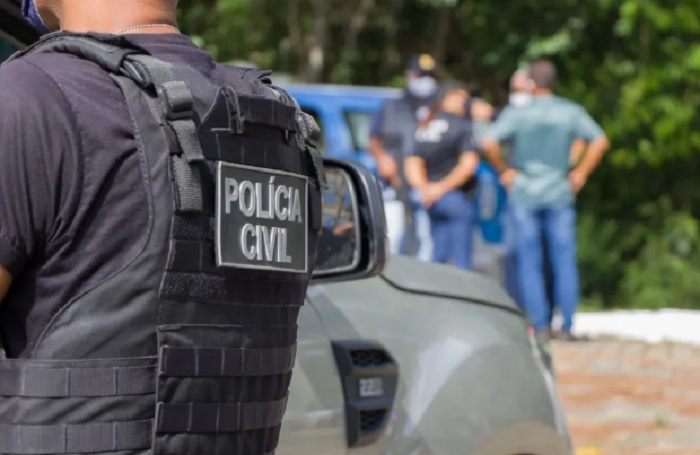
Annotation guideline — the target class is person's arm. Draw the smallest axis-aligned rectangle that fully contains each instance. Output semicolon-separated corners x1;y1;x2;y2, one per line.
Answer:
481;140;507;173
435;121;480;192
569;138;586;166
368;136;385;159
481;106;516;175
404;156;429;190
569;107;610;192
368;104;401;186
435;151;480;193
0;60;76;304
368;105;387;160
576;135;610;177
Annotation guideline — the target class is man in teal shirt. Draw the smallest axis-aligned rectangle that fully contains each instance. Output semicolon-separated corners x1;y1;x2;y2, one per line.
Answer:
482;59;609;340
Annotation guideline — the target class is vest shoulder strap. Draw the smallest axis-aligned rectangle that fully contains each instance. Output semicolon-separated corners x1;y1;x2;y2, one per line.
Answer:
5;32;326;195
8;32;207;212
3;32;146;75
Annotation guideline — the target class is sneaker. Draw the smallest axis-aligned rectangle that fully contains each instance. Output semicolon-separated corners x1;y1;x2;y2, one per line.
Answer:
533;327;552;344
554;330;580;342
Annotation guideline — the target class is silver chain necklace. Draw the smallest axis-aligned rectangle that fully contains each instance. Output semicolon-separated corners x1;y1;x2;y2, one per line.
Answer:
114;23;180;34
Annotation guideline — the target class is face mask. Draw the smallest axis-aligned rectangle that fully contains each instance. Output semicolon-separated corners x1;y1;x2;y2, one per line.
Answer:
407;76;437;99
509;92;532;107
21;0;53;35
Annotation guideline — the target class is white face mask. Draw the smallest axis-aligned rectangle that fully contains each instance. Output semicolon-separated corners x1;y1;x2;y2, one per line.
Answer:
407;76;437;99
509;92;532;106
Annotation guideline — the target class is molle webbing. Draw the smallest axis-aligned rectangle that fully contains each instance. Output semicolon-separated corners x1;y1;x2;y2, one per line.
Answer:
0;420;153;454
0;356;157;454
0;360;155;397
0;32;323;455
117;49;314;455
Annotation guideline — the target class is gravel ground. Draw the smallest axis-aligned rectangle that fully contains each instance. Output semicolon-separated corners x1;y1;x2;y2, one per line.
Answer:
552;339;700;455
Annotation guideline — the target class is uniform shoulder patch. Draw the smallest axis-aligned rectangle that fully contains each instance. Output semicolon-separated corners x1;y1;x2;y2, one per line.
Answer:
215;162;308;273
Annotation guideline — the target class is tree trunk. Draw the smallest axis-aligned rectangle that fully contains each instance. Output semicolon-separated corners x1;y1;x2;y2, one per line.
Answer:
433;6;453;67
308;0;328;82
381;0;403;84
333;0;375;83
286;0;304;75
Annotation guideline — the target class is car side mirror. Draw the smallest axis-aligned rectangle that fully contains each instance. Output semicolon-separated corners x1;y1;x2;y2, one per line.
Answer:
312;158;387;283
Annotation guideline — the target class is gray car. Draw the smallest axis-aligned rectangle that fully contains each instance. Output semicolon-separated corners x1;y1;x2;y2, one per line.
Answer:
0;9;571;455
283;160;571;455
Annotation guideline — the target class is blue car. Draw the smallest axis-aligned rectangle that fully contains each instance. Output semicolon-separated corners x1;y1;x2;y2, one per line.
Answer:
284;83;400;174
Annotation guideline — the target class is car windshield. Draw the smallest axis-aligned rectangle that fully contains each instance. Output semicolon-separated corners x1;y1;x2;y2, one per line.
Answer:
343;111;373;152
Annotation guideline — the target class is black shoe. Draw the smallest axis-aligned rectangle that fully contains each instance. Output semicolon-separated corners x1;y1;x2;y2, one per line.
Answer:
533;328;552;344
554;330;580;342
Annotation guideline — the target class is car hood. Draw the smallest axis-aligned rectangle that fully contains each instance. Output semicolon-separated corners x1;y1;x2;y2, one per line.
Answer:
380;255;522;315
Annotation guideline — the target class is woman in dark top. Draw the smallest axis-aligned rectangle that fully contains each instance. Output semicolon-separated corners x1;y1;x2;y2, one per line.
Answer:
404;85;480;270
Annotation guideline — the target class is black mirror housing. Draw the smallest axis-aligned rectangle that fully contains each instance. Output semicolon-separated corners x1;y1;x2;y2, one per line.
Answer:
312;158;387;283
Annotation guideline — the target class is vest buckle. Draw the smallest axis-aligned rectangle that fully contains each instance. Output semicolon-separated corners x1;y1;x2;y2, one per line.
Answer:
157;81;195;121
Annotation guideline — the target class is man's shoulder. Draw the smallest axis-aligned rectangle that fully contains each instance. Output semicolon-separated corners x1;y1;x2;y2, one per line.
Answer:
0;55;54;95
371;97;401;122
494;103;523;120
550;95;586;112
384;94;412;109
0;53;85;105
445;112;469;128
0;53;84;161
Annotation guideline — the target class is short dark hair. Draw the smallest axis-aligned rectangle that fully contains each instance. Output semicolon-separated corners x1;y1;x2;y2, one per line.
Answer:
528;59;557;89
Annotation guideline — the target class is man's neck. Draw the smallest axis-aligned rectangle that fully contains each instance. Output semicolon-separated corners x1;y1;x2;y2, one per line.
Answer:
60;0;178;34
533;88;553;97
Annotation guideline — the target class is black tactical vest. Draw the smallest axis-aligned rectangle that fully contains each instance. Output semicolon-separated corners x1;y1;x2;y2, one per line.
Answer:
0;32;325;455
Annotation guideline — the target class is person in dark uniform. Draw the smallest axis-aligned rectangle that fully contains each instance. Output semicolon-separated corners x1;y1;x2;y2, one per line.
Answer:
369;53;439;261
0;1;325;454
404;84;480;270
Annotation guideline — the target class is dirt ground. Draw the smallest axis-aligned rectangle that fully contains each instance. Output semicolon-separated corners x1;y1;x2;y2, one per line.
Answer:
552;339;700;455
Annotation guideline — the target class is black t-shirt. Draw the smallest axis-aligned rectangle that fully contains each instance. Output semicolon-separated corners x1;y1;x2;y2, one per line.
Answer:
412;112;477;183
0;33;249;355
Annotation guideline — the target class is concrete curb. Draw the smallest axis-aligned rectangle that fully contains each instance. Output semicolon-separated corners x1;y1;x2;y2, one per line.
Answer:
554;309;700;346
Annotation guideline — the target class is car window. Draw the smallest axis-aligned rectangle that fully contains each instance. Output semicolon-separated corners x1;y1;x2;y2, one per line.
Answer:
343;111;373;153
301;108;326;155
0;37;17;63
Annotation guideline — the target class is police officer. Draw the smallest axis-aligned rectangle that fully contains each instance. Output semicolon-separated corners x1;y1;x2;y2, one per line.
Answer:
369;53;439;261
404;84;480;270
0;1;325;454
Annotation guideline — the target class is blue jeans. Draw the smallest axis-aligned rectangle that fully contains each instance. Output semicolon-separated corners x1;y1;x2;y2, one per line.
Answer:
427;191;475;270
384;188;433;262
512;204;579;332
400;190;433;262
502;202;522;310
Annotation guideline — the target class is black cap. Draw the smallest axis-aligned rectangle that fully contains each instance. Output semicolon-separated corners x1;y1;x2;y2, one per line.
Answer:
438;81;480;98
406;54;437;77
440;81;467;93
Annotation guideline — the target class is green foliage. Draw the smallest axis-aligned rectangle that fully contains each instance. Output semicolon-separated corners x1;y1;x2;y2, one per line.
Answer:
178;0;700;309
620;201;700;309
